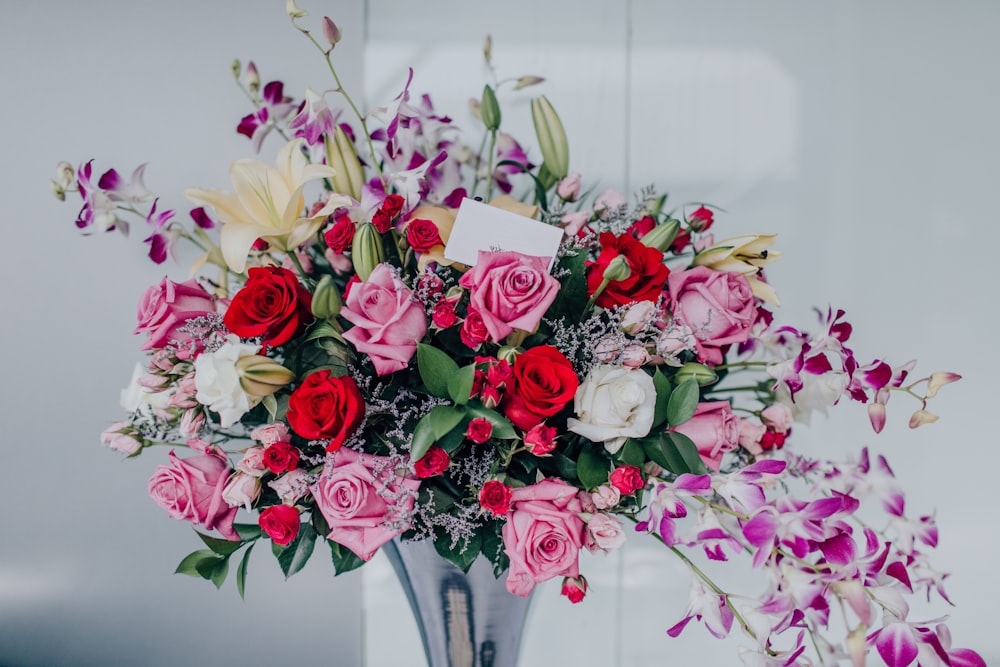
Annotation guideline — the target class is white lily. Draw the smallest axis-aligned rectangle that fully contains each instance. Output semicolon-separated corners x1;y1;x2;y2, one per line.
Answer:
693;233;782;305
185;139;350;273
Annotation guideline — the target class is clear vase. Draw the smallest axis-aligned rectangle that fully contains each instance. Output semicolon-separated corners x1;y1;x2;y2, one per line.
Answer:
382;538;533;667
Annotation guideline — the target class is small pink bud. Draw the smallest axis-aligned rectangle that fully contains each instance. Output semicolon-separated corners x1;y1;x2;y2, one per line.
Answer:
245;61;260;94
620;344;648;368
560;576;588;604
321;17;342;47
868;402;887;433
513;75;545;91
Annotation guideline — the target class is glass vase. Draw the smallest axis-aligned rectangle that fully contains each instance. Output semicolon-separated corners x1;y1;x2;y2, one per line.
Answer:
382;538;533;667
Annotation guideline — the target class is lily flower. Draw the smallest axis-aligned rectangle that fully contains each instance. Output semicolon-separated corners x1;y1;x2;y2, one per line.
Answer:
185;139;350;273
693;233;781;304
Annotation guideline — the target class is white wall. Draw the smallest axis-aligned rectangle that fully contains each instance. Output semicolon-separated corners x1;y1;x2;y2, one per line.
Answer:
3;1;997;666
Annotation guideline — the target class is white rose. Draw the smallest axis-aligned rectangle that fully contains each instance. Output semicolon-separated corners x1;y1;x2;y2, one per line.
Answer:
221;472;261;511
585;513;626;553
567;365;656;453
193;335;261;428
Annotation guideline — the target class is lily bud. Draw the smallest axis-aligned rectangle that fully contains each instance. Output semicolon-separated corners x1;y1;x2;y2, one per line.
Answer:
325;126;364;200
285;0;308;19
351;222;385;282
674;362;718;387
311;274;343;319
235;355;295;398
638;218;681;252
230;59;241;81
321;17;342;47
513;75;545;91
245;61;260;94
481;85;501;131
531;95;569;180
925;371;961;398
602;255;632;283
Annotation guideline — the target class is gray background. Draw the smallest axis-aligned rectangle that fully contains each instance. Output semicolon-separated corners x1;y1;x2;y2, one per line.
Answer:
2;1;997;665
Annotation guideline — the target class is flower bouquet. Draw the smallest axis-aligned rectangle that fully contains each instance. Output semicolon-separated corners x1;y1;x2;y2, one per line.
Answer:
54;5;984;666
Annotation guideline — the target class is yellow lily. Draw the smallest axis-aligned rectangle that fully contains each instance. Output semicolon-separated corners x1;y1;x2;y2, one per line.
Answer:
693;233;782;305
185;139;351;273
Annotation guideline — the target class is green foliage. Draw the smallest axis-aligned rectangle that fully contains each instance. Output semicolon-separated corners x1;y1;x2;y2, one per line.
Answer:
435;531;483;573
272;523;317;579
666;378;700;427
236;544;254;599
576;445;610;490
329;541;366;575
641;432;708;476
417;343;459;398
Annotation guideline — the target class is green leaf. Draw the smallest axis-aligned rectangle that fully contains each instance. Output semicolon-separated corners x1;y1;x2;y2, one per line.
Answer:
434;531;483;573
617;438;646;467
196;532;244;556
664;431;708;475
236;544;254;600
409;415;437;462
447;363;476;406
329;540;366;575
576;445;610;490
190;552;230;589
262;394;278;421
304;320;344;342
175;549;221;578
642;432;707;475
273;523;317;579
480;524;509;578
496;159;548;211
554;451;578;480
464;404;517;439
651;368;672;428
666;378;700;427
234;523;263;541
428;405;466;438
436;426;468;454
417;343;459;398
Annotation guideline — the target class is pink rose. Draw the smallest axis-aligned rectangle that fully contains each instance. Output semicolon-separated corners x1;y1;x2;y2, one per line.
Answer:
459;250;560;344
135;277;215;356
737;419;766;456
148;448;238;540
268;469;312;504
342;264;428;376
667;266;757;365
761;404;793;433
502;479;585;597
311;447;420;561
556;172;582;201
250;422;291;446
585;513;626;553
671;401;741;472
101;421;143;456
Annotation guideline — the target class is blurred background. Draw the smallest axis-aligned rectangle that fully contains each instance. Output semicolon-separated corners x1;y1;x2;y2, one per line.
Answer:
2;1;997;665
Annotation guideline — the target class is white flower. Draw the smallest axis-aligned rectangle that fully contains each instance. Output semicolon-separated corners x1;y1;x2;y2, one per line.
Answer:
585;513;626;553
120;363;174;417
221;472;261;511
567;365;657;454
193;336;261;428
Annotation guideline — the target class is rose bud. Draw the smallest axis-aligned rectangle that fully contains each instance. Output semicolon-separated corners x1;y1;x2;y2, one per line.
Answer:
560;576;588;604
466;417;493;444
259;504;301;546
478;480;512;516
236;355;296;398
414;446;450;478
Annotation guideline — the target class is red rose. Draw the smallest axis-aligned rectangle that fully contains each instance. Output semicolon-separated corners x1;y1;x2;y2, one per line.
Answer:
324;215;356;253
381;194;405;219
688;205;714;232
286;370;365;451
503;346;580;431
431;296;459;329
413;445;450;478
371;209;392;233
466;417;493;444
224;266;313;347
405;218;443;253
460;309;490;349
262;441;300;473
524;424;557;455
259;504;301;546
586;232;669;309
479;480;512;516
609;465;643;495
628;215;656;239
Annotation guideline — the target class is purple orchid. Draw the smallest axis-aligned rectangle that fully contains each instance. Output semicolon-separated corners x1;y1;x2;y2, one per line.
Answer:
237;79;297;152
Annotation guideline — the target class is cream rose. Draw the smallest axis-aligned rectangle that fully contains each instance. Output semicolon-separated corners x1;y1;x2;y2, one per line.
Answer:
567;365;656;453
